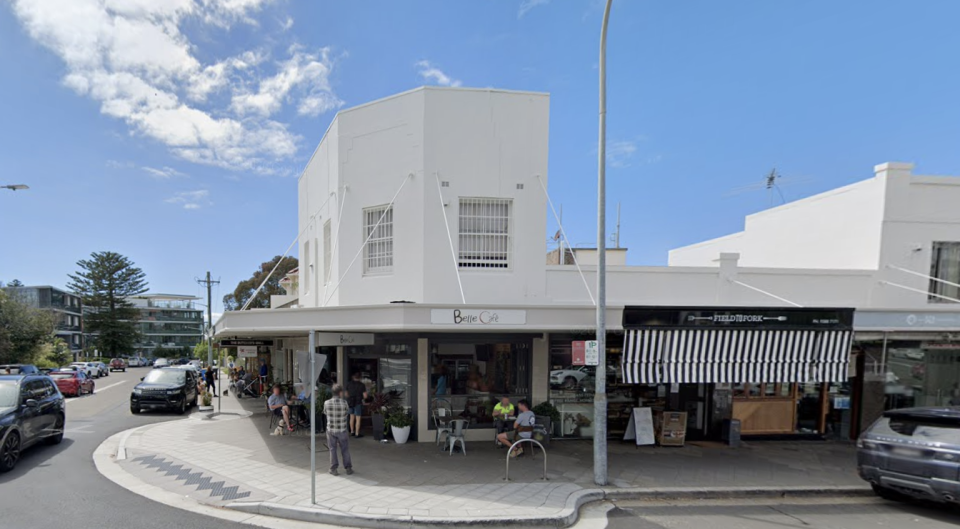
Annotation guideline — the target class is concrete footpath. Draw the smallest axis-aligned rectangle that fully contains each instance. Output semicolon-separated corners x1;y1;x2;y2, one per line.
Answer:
94;394;870;528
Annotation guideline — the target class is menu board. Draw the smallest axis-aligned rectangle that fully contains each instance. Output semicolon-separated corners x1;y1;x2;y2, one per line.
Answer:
623;407;655;446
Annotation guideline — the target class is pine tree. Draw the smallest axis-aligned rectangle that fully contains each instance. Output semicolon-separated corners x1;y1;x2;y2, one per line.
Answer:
68;251;148;357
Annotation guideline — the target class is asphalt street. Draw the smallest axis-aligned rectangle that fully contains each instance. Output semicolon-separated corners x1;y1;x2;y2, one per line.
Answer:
578;496;960;529
0;368;246;529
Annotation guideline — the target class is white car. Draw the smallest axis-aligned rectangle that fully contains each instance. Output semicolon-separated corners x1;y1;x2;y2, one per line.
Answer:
70;362;96;378
550;366;592;388
153;358;170;368
127;357;143;367
188;360;202;369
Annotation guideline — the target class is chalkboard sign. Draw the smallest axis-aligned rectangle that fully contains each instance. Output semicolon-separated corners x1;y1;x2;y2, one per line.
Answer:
623;407;655;446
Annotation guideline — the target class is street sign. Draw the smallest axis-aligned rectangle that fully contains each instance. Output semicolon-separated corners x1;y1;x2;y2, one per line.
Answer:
572;341;586;365
584;340;599;366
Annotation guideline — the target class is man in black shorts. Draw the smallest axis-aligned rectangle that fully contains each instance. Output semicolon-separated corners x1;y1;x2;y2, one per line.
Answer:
346;373;368;438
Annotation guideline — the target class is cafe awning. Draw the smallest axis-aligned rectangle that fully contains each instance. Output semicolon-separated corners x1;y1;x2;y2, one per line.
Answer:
621;307;855;384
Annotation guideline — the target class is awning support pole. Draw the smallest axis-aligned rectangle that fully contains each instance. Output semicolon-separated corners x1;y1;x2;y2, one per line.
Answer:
880;280;960;303
535;174;596;306
241;192;337;311
323;172;413;306
888;264;960;290
435;172;466;304
728;279;803;307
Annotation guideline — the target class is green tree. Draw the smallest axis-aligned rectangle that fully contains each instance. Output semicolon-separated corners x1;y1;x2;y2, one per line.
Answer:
36;337;71;368
0;290;55;364
223;255;298;310
68;251;148;357
7;279;24;287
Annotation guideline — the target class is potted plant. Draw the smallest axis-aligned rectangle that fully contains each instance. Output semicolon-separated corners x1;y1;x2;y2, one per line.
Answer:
575;413;594;438
386;407;414;444
532;401;560;437
367;390;402;441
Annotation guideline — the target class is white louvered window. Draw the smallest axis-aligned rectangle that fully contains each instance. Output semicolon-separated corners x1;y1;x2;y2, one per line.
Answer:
363;205;393;274
930;241;960;303
458;198;512;269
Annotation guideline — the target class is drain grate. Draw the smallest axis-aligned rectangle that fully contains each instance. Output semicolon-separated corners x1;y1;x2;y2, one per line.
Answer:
132;455;252;501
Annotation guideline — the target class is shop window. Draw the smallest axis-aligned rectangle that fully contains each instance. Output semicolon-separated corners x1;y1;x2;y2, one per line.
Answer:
548;337;631;438
458;198;511;269
929;241;960;302
363;205;393;274
429;341;531;429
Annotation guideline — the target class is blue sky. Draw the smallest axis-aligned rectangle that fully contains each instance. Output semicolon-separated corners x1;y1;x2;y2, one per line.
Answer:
2;1;960;316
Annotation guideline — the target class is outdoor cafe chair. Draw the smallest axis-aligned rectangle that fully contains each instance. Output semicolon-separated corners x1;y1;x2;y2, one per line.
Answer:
446;419;469;456
434;407;453;446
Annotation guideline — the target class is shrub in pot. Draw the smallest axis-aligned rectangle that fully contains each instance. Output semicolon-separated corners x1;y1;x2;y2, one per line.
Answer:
367;390;402;441
386;408;414;444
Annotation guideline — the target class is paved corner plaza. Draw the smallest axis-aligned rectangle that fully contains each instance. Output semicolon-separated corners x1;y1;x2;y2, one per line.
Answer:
96;393;868;527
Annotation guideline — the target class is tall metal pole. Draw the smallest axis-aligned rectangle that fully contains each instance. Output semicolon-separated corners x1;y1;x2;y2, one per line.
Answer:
594;0;613;487
309;330;317;504
205;272;213;371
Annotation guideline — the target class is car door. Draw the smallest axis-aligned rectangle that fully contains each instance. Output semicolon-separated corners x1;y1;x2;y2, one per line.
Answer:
36;379;58;435
18;380;44;447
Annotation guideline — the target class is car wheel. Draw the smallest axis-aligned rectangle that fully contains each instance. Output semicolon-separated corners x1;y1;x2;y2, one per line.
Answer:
90;382;95;395
0;432;21;473
872;484;904;502
47;414;65;445
193;394;198;408
131;404;141;414
563;376;578;388
178;399;187;415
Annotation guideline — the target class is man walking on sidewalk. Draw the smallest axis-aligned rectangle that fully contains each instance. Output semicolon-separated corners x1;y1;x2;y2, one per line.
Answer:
323;384;353;476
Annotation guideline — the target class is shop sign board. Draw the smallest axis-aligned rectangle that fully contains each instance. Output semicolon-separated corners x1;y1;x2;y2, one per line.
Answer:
624;306;854;330
430;309;526;326
623;407;656;446
238;346;258;358
220;339;274;347
315;332;375;347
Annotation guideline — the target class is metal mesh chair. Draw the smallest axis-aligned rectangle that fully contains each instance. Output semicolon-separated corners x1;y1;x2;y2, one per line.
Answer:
446;419;469;456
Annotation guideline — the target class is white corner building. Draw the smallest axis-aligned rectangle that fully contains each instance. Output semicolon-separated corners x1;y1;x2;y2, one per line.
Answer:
216;87;960;444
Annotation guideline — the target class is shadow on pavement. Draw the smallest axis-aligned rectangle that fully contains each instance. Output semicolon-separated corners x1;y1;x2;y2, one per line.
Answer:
0;438;76;484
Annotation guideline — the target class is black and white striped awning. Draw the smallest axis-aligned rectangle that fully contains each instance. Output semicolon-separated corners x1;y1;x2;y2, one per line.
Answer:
622;328;853;384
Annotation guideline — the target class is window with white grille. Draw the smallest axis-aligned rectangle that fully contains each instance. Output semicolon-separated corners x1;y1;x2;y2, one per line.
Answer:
458;198;512;269
930;241;960;302
363;205;394;274
323;220;332;284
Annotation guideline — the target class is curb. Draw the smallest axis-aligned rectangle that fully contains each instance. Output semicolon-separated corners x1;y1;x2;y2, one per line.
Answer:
223;485;872;529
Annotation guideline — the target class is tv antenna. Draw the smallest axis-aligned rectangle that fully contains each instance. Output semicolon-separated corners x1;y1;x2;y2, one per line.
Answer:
724;168;814;206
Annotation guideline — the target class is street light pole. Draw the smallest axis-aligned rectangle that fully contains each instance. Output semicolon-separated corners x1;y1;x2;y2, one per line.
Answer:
594;0;613;487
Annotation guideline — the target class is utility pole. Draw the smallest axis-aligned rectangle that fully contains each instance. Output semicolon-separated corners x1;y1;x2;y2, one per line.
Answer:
594;0;613;487
197;272;220;406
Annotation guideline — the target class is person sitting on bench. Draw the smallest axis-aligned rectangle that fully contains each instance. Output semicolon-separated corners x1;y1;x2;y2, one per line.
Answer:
496;399;535;457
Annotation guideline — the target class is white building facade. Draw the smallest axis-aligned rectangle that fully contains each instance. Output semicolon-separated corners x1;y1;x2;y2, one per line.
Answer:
215;87;960;444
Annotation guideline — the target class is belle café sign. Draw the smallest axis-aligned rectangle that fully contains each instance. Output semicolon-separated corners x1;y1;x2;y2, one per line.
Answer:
430;308;527;326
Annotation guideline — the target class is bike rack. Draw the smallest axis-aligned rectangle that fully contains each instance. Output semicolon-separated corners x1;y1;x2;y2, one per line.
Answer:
503;438;548;481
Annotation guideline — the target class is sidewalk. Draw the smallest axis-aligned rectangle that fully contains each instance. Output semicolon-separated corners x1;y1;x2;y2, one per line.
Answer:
95;394;869;528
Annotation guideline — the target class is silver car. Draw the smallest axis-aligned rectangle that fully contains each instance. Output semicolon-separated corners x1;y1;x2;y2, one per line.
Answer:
857;407;960;504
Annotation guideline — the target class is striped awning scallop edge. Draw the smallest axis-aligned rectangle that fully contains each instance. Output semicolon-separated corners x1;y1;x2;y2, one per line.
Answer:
621;328;853;384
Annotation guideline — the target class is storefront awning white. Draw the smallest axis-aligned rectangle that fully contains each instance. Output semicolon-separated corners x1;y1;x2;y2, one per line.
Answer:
621;307;855;384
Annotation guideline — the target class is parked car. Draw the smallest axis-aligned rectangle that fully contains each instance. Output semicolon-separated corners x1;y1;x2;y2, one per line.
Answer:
130;367;198;415
0;365;39;376
188;359;202;369
49;370;94;397
95;362;109;377
858;407;960;504
153;358;170;368
127;357;144;367
69;362;96;378
0;374;66;472
109;358;127;372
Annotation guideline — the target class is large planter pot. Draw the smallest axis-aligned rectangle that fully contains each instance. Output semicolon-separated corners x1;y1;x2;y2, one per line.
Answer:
391;425;412;444
372;413;385;441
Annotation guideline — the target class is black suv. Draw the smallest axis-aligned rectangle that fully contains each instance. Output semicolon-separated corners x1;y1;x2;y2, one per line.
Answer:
0;374;66;472
130;367;198;415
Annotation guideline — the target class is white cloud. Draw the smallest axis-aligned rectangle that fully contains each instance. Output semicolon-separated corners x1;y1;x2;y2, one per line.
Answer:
142;166;186;179
231;46;342;118
415;60;461;87
606;140;637;168
11;0;340;174
166;189;211;209
519;0;550;18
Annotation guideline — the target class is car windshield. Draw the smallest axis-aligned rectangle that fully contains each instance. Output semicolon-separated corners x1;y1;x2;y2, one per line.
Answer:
871;416;960;444
49;372;76;380
143;370;185;386
0;382;18;407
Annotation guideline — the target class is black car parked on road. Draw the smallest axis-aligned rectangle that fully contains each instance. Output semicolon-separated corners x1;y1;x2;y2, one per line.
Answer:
130;367;198;415
858;407;960;504
0;374;66;472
